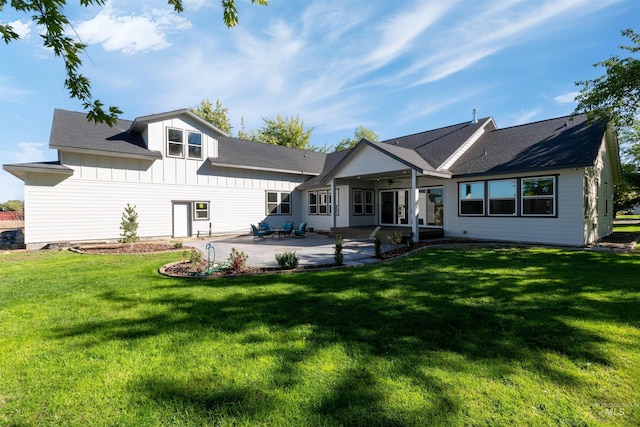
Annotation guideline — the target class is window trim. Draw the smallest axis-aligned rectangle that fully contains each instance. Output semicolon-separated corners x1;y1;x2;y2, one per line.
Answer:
193;201;210;221
187;131;203;160
308;189;338;216
521;176;556;217
353;189;374;216
166;127;184;158
265;191;292;216
459;181;485;216
488;179;517;216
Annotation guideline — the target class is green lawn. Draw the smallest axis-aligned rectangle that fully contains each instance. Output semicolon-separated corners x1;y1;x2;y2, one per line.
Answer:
1;247;639;426
614;215;640;233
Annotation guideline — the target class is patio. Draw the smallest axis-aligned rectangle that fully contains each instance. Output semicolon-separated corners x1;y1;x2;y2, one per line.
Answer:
188;233;397;268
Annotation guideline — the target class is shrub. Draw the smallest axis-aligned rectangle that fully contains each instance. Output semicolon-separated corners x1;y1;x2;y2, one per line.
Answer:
275;251;299;269
228;247;248;272
387;231;403;247
374;231;382;258
173;241;183;249
334;235;344;266
119;204;139;244
188;248;202;272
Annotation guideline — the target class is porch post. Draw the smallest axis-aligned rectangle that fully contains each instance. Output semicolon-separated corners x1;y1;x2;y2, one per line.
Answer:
411;169;419;242
331;179;337;229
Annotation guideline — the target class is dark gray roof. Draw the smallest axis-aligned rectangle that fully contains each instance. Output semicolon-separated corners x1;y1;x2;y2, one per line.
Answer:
296;150;350;189
378;117;493;168
211;137;327;176
450;114;605;177
50;109;162;160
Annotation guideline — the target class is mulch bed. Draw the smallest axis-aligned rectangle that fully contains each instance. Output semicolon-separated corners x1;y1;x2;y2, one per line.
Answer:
71;242;178;254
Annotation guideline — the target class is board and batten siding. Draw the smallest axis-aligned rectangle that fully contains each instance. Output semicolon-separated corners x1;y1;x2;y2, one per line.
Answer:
443;168;586;246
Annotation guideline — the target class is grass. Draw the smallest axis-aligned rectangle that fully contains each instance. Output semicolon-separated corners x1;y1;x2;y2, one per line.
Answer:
1;247;639;426
614;215;640;233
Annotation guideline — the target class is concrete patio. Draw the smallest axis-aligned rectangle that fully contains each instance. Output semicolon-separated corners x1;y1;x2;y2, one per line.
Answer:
187;233;396;268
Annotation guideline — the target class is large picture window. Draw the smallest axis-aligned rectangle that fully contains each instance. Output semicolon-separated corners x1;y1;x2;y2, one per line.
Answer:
167;128;184;157
187;132;202;159
353;189;374;215
522;176;555;216
459;182;484;215
488;179;516;215
266;191;292;215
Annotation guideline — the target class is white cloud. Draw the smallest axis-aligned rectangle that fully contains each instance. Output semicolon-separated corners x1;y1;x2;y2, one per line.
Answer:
0;78;34;103
554;91;580;104
505;108;543;127
14;142;47;163
6;19;33;39
74;1;192;54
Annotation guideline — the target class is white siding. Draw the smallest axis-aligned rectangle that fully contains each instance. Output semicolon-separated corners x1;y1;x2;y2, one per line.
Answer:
334;146;406;178
444;169;586;246
301;185;349;232
583;137;615;243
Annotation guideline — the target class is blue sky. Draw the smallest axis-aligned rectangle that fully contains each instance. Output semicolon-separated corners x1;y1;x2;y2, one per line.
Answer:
0;0;638;201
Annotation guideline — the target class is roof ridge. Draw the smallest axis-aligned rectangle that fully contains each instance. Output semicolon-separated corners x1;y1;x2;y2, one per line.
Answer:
379;117;491;143
494;113;589;132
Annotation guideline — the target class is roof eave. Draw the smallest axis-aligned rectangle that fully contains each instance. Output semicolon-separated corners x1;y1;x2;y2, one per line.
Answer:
52;145;162;161
129;109;229;137
3;163;74;181
209;159;321;176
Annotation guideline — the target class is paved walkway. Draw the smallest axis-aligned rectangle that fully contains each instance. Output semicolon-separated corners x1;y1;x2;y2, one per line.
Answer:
187;233;395;268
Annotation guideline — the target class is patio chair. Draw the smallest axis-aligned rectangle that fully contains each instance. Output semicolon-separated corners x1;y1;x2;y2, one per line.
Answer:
258;222;274;237
282;221;294;237
251;224;270;239
293;222;307;237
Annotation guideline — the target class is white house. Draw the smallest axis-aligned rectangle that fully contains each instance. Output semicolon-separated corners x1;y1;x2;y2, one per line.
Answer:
4;108;621;249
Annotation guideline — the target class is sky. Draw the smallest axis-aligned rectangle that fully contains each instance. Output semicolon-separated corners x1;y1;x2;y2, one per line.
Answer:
0;0;638;202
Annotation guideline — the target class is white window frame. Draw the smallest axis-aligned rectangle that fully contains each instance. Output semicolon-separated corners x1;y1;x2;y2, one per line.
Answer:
353;189;374;216
521;176;556;216
308;191;318;215
167;127;184;158
193;201;209;221
459;181;485;216
266;191;292;216
187;131;203;160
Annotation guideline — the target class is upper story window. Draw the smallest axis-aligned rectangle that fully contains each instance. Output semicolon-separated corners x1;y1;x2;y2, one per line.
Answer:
488;179;516;215
167;128;184;157
188;132;203;159
522;176;555;216
459;182;484;215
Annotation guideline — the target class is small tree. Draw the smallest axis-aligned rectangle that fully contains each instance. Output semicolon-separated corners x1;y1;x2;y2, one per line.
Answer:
119;204;139;244
334;235;344;266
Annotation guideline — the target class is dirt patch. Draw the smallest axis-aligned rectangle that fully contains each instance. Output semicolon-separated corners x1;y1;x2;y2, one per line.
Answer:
72;242;179;254
599;232;639;244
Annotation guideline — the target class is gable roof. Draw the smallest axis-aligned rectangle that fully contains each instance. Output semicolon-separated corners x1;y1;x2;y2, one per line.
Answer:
211;137;327;176
449;113;606;177
3;161;73;180
49;109;162;160
128;109;229;137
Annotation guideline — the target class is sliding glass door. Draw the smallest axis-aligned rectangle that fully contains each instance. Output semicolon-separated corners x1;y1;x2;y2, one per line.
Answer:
379;187;443;227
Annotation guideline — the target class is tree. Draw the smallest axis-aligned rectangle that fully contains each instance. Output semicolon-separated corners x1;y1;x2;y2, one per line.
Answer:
614;164;640;212
574;29;640;128
0;0;268;127
119;204;139;244
252;114;314;149
334;125;380;152
191;99;233;134
0;200;23;211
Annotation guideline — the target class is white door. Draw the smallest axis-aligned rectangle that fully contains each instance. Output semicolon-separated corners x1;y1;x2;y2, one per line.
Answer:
173;203;190;237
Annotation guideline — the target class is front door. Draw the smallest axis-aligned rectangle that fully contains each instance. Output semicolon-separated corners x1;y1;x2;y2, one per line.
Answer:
172;202;191;237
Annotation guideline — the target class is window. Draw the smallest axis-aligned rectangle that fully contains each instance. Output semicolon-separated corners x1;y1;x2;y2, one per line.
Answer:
522;176;555;216
187;132;202;159
309;192;318;215
308;189;339;215
193;201;209;220
266;191;291;215
353;189;374;215
318;191;328;214
167;128;184;157
604;182;609;216
488;179;516;215
459;182;484;215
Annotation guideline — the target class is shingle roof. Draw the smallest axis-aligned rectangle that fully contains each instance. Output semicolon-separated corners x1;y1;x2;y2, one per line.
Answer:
449;113;605;177
296;150;350;189
211;137;327;176
49;109;162;160
377;118;493;168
